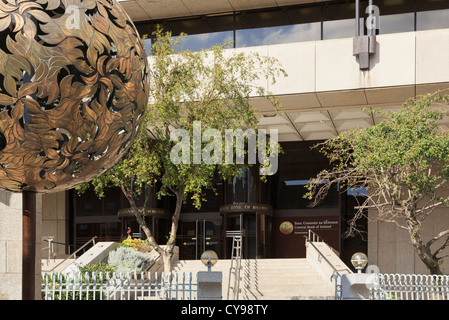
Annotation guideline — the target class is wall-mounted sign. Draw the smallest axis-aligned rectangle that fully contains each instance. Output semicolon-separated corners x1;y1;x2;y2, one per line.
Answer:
290;218;339;236
219;203;272;215
117;207;168;217
272;215;340;258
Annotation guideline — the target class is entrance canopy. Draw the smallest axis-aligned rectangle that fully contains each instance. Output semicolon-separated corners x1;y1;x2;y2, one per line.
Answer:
254;84;449;142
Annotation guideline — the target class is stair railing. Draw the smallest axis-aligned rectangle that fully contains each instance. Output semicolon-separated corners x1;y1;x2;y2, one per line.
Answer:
305;229;352;300
43;236;97;273
42;236;56;266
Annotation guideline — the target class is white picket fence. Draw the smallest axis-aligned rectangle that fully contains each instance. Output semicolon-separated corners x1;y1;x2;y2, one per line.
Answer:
370;274;449;300
41;272;197;300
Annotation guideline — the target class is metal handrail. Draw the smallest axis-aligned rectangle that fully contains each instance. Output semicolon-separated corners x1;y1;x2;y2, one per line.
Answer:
43;236;97;273
304;230;352;275
304;229;352;300
42;238;76;265
306;229;323;243
42;237;55;266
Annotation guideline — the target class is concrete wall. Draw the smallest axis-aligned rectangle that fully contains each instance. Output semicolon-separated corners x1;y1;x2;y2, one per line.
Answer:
368;207;449;275
41;192;68;259
231;28;449;100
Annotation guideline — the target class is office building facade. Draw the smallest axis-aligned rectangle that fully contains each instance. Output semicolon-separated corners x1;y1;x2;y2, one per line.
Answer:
70;0;449;273
2;2;449;299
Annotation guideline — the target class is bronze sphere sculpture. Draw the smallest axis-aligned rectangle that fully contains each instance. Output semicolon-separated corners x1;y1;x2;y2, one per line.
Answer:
0;0;149;192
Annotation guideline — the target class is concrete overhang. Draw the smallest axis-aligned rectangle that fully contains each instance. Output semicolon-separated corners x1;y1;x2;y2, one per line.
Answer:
254;83;449;142
117;0;330;21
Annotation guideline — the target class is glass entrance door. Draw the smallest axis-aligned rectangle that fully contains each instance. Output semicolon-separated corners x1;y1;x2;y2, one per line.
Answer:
224;213;258;259
179;219;221;260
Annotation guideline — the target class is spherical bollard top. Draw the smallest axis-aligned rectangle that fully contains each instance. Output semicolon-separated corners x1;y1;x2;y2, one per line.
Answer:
201;250;218;270
0;0;149;193
351;252;368;271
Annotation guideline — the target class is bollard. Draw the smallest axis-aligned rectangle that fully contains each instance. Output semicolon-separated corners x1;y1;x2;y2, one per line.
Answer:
197;271;222;300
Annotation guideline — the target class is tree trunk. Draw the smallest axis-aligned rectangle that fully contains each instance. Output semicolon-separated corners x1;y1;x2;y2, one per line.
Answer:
120;185;161;253
161;189;184;276
121;184;185;278
161;244;175;277
408;219;443;275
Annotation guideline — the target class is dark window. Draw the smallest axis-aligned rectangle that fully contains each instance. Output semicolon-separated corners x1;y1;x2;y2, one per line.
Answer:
273;141;338;210
75;187;124;216
76;188;102;216
76;222;122;247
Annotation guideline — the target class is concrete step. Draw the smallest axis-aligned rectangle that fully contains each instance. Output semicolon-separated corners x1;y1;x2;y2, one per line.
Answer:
173;258;334;300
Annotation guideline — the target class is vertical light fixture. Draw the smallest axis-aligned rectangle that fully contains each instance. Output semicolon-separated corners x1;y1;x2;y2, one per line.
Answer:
353;0;377;70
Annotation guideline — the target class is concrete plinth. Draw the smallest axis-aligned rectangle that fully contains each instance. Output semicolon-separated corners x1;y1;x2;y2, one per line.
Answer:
197;271;222;300
341;273;375;300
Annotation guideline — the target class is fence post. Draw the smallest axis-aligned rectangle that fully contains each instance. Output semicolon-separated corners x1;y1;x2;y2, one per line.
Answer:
197;271;222;300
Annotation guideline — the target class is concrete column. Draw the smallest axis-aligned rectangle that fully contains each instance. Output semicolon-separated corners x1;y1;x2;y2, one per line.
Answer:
197;271;222;300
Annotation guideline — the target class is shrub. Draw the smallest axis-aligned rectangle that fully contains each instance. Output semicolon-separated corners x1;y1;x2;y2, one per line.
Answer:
107;246;153;274
77;262;116;277
120;238;153;253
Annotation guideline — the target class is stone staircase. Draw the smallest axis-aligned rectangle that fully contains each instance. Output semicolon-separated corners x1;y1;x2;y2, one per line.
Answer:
173;258;335;300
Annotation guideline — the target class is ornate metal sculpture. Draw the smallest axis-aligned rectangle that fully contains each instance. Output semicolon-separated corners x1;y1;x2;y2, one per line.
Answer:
0;0;149;192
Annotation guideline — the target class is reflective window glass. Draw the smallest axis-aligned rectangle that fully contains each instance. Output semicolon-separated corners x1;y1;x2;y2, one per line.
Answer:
323;18;357;40
378;12;414;33
136;0;449;52
273;141;339;210
178;31;234;51
143;30;232;53
323;1;359;40
235;5;322;47
417;9;449;30
376;0;415;34
236;23;321;47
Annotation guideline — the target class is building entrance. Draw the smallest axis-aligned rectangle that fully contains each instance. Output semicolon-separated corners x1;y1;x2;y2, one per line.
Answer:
222;211;271;259
178;219;221;260
223;213;256;259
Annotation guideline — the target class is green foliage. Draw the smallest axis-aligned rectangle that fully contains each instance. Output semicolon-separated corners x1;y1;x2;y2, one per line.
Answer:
77;262;116;276
305;91;449;274
144;26;286;207
76;27;286;265
77;27;285;206
305;92;449;204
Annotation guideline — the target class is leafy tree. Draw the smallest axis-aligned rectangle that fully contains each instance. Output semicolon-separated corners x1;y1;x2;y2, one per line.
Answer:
78;28;285;275
305;91;449;275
